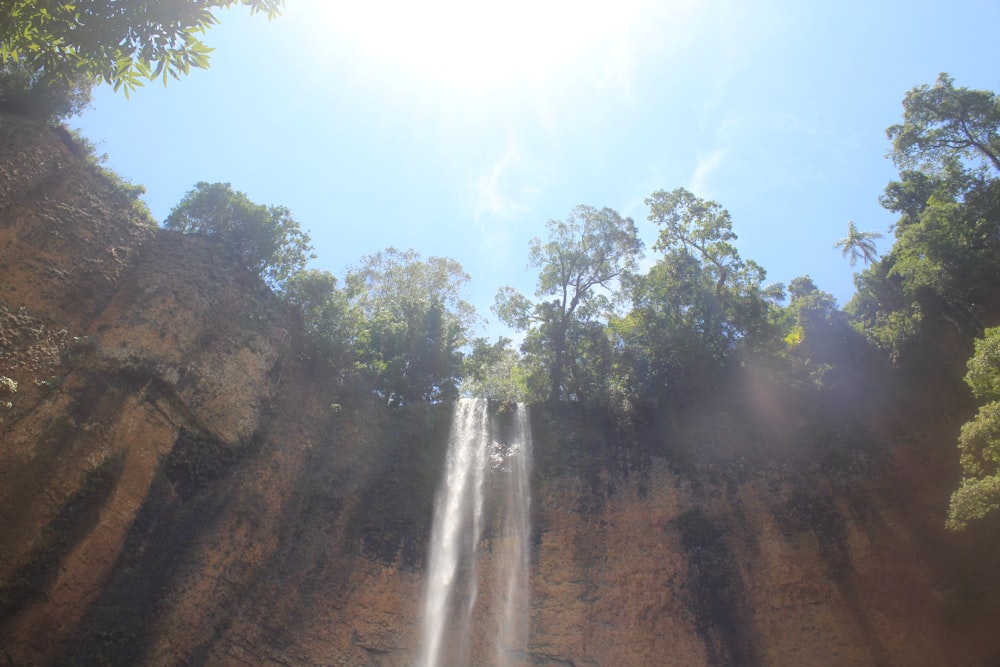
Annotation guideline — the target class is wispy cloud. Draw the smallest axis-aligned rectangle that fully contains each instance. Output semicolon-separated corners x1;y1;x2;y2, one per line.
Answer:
474;145;531;224
689;148;728;197
470;143;558;269
466;143;559;338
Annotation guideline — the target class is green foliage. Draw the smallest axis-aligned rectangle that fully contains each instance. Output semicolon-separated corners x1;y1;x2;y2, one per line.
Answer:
461;337;533;403
850;76;1000;356
164;181;313;289
891;186;999;323
647;187;743;284
0;0;282;96
0;374;16;413
0;57;92;120
780;277;837;383
847;258;921;363
949;327;1000;530
612;255;730;399
949;400;1000;530
647;189;779;352
346;248;476;407
778;276;878;389
613;189;781;402
843;76;1000;530
887;73;1000;176
282;269;355;378
283;269;342;334
495;205;642;402
237;247;477;408
965;327;1000;401
283;270;355;363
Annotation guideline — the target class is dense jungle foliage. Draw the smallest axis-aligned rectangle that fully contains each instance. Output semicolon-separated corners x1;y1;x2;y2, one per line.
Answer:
2;3;999;528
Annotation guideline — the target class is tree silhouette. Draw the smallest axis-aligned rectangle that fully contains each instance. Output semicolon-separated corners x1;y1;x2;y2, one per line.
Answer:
835;221;882;266
888;73;1000;175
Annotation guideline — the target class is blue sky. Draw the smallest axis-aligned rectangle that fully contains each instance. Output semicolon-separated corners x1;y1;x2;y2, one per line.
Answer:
74;0;1000;341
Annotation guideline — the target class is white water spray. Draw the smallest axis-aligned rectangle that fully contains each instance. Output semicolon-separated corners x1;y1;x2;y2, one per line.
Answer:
419;399;533;667
494;403;533;665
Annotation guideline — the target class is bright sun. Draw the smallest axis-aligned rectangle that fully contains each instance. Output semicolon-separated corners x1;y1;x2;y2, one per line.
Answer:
303;0;654;91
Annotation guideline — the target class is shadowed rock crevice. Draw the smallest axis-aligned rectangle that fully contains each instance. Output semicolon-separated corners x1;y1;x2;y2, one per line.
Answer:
673;508;757;667
0;452;123;625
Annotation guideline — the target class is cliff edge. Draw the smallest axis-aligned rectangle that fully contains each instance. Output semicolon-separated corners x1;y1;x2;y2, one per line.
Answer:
1;117;999;666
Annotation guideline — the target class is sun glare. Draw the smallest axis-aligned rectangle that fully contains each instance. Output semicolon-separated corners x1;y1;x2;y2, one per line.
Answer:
302;0;653;91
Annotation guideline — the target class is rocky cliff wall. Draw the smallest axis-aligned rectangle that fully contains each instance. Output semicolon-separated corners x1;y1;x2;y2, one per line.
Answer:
1;117;999;666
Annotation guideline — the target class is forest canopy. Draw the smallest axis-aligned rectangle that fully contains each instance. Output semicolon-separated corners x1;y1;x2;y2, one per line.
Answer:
153;77;998;427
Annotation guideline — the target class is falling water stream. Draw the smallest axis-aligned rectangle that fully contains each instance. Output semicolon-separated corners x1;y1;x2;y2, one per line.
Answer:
418;399;533;667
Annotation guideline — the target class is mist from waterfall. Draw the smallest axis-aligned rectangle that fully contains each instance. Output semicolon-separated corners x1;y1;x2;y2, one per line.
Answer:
418;398;533;667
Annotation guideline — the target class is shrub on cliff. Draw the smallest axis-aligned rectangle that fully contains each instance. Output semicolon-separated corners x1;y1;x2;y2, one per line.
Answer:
0;58;92;121
949;326;1000;529
164;181;314;289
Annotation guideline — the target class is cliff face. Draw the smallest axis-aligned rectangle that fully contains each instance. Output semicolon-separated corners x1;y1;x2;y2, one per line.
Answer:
1;117;999;666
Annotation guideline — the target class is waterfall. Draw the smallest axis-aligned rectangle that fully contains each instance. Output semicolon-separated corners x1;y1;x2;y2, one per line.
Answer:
495;402;533;665
418;399;489;667
418;399;533;667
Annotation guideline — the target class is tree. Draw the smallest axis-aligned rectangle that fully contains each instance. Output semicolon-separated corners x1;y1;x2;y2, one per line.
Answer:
850;77;1000;354
0;57;92;120
164;181;313;289
647;188;742;294
345;248;476;407
888;73;1000;176
460;337;532;403
0;0;282;95
282;269;357;383
948;327;1000;530
646;188;778;351
847;76;1000;528
494;205;642;402
779;276;867;388
613;189;780;402
613;253;727;401
835;221;882;266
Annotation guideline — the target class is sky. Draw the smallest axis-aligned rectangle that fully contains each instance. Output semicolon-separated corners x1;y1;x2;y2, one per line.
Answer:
73;0;1000;341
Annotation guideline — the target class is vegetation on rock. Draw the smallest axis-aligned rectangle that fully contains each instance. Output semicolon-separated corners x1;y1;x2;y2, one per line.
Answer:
164;181;314;289
948;327;1000;529
0;58;92;121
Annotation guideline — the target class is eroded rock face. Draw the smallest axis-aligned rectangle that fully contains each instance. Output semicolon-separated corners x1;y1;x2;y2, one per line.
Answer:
0;117;293;665
1;116;999;666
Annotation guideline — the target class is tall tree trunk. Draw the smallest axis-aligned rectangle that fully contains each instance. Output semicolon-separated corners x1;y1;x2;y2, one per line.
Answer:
550;325;566;402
